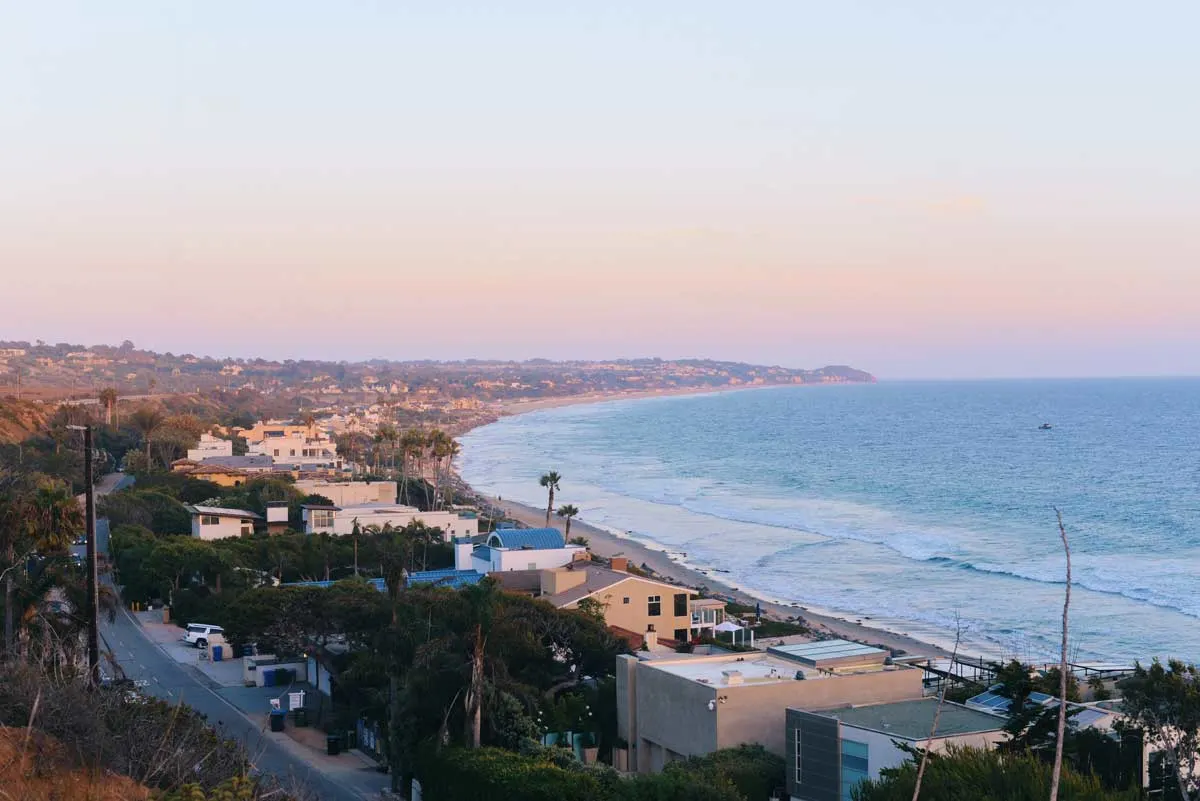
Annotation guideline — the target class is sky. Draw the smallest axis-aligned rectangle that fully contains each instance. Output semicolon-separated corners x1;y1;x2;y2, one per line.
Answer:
2;3;1198;379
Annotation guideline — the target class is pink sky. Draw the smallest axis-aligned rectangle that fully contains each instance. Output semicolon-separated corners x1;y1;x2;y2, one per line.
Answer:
3;3;1198;378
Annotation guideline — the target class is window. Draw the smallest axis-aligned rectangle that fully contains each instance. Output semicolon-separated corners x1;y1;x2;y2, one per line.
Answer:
647;624;656;632
840;739;869;801
200;515;220;525
312;510;334;528
794;728;802;783
527;562;537;570
674;593;688;616
673;628;688;642
273;449;280;456
290;449;296;456
647;595;661;617
622;597;630;604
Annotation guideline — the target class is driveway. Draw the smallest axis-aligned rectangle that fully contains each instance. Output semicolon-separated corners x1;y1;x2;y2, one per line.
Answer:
102;596;389;800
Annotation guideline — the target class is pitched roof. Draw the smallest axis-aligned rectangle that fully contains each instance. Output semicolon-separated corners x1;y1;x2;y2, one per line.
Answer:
187;464;248;477
486;528;564;551
282;578;387;593
200;455;274;469
544;566;698;608
186;505;261;520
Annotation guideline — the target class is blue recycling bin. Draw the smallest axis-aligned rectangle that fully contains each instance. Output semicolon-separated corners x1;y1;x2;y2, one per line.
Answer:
212;645;223;662
263;669;276;687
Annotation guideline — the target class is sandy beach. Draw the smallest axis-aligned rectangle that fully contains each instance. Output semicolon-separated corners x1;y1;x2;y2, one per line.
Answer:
459;476;952;660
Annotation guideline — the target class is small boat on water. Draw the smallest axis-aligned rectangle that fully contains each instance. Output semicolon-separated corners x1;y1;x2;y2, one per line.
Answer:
1039;423;1053;430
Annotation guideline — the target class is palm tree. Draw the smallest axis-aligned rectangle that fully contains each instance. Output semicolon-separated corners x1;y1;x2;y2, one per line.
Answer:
539;471;561;527
129;406;165;469
557;504;580;539
97;387;118;426
400;428;423;505
1;474;84;656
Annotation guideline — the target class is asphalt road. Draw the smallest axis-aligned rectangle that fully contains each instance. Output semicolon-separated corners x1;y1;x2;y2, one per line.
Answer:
101;600;366;800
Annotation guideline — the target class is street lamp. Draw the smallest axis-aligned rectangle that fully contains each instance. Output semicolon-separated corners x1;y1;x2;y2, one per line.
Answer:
67;424;100;687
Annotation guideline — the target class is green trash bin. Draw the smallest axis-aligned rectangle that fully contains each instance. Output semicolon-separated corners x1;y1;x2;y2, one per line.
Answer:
269;711;285;732
293;708;308;727
326;734;342;756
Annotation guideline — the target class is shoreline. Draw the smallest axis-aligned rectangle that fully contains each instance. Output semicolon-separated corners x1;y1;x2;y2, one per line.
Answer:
459;384;956;660
478;494;952;659
495;382;781;417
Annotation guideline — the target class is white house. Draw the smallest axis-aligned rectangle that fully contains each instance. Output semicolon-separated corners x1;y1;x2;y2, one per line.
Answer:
249;433;341;470
187;433;234;462
294;479;397;506
302;502;480;540
186;505;261;540
454;528;587;573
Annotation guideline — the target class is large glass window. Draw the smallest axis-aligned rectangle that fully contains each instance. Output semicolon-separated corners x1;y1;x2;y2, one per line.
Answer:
201;515;220;525
647;595;661;616
794;728;802;783
674;593;688;616
312;510;334;528
840;739;869;801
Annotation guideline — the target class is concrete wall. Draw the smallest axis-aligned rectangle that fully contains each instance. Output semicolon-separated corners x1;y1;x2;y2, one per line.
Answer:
487;546;584;572
632;656;719;771
187;434;233;462
717;667;923;755
295;480;397;505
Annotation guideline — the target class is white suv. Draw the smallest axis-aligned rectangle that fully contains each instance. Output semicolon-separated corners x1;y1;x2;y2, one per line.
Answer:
182;623;223;648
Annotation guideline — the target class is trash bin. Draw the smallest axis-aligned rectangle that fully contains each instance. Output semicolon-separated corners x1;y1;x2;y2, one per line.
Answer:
263;669;276;687
212;645;223;662
344;729;357;749
293;708;308;727
326;734;342;756
269;711;286;732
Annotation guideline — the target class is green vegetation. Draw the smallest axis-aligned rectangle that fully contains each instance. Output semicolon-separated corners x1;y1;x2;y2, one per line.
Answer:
420;742;782;801
851;746;1139;801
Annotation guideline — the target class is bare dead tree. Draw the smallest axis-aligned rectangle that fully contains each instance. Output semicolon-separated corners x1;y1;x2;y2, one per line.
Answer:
912;612;965;801
1049;509;1072;801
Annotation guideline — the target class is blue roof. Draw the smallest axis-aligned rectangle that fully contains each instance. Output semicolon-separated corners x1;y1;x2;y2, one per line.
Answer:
486;528;564;550
282;578;387;593
408;569;486;589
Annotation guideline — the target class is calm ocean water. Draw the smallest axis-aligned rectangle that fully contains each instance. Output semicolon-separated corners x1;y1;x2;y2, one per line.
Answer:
459;380;1200;663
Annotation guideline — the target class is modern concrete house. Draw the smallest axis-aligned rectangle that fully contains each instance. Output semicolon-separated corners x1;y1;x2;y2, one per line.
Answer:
785;699;1006;801
302;502;480;540
186;432;234;462
616;640;924;774
187;505;261;540
294;479;397;506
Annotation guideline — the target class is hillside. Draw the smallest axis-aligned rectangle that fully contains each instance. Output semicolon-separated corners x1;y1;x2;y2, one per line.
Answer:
0;399;50;445
0;727;150;801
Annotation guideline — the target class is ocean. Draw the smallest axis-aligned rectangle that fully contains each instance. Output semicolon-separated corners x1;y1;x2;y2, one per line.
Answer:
459;379;1200;664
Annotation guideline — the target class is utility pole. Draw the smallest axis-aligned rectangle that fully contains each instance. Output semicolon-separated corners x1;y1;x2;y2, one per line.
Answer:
70;424;100;687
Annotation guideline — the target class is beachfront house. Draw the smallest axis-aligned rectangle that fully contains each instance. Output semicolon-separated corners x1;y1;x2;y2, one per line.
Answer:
785;699;1006;801
453;528;588;573
615;639;924;774
186;505;261;540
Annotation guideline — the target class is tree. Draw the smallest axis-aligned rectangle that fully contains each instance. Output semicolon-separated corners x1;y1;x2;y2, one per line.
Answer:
98;387;118;426
0;473;84;657
556;504;580;539
128;407;166;470
1050;509;1073;801
539;471;561;528
852;746;1139;801
1119;659;1200;799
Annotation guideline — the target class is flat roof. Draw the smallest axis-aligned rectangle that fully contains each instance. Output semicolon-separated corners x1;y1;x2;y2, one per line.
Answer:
650;654;823;687
768;639;888;668
824;699;1004;740
188;505;261;519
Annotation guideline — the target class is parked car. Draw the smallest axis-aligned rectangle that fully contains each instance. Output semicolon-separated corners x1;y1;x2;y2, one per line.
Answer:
182;623;224;648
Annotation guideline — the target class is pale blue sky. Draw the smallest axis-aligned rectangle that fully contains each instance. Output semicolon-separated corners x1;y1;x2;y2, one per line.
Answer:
2;3;1198;377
